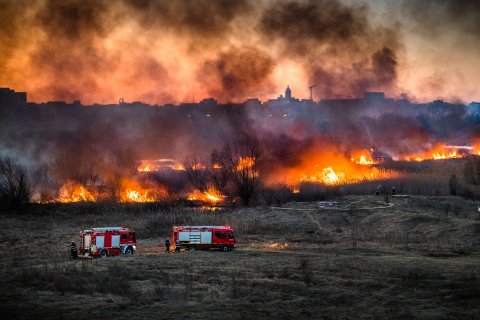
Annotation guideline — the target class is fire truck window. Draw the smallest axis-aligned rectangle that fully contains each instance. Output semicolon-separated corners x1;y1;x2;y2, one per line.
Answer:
122;234;127;240
215;232;221;238
130;233;136;241
227;232;235;239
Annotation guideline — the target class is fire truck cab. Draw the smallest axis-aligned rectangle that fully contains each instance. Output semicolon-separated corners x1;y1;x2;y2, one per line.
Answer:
79;227;136;258
172;225;236;252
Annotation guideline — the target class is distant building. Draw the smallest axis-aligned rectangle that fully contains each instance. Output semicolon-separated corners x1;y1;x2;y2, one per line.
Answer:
363;92;385;101
0;87;27;106
244;98;261;108
285;86;292;100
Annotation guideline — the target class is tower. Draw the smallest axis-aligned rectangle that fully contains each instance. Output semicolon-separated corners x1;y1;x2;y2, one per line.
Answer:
285;86;292;100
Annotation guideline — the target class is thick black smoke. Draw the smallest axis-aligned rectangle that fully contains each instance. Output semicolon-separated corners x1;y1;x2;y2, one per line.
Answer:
198;47;275;101
259;0;401;97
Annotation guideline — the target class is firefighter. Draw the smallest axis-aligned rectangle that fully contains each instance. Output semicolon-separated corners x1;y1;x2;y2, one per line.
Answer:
392;186;397;195
70;242;78;259
375;185;381;196
175;240;181;253
165;238;170;253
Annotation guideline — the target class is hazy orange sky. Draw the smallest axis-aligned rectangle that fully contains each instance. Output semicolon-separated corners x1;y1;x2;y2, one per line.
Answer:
1;0;479;104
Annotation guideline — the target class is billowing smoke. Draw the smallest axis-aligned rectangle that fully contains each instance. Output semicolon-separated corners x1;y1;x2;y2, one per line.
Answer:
1;0;478;103
0;0;479;202
198;47;275;101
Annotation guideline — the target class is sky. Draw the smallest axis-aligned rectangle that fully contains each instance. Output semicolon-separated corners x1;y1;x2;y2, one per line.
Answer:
0;0;479;104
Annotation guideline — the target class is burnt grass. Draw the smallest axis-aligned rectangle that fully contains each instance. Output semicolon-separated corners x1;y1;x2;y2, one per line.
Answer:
1;196;480;319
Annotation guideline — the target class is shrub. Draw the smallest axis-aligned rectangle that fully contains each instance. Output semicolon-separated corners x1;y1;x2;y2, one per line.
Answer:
0;157;31;210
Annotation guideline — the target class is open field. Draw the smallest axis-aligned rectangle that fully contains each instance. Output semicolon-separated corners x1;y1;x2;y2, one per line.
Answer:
1;196;480;319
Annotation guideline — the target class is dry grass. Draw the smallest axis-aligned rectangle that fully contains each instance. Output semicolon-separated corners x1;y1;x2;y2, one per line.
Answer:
1;196;480;319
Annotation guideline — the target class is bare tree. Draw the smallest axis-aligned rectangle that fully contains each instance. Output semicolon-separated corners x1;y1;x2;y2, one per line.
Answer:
0;157;31;209
111;147;140;176
211;136;263;206
54;147;101;186
184;155;208;190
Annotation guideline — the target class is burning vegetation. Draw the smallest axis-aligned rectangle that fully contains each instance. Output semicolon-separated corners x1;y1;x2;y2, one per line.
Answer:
1;1;479;208
187;186;224;205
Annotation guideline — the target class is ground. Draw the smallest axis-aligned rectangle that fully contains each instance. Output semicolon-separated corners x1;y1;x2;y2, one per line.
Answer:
1;195;479;319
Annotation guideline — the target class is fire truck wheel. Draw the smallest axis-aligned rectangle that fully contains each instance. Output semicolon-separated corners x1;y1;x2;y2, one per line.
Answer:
222;245;229;252
125;247;134;255
100;249;108;258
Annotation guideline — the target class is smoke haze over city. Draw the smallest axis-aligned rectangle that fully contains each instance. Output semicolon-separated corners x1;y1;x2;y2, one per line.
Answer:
1;0;479;104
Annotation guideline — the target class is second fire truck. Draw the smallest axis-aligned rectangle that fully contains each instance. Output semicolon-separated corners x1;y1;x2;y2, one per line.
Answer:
79;227;137;258
171;225;236;252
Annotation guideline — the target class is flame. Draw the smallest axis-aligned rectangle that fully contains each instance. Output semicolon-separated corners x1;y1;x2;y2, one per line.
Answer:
403;144;464;161
173;164;186;171
57;181;96;202
432;151;459;160
474;143;480;155
119;179;167;202
235;156;259;178
189;163;206;170
350;150;377;165
187;186;224;204
212;163;222;169
236;157;255;171
266;144;398;189
137;163;153;172
300;167;342;185
137;159;187;172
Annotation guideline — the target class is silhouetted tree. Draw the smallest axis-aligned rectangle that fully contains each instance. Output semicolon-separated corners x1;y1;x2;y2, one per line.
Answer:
0;158;31;210
211;136;263;206
184;155;208;190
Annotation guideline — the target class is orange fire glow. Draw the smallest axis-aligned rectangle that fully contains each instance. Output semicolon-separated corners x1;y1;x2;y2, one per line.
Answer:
236;157;255;171
57;181;96;202
403;144;464;162
267;145;397;188
52;179;168;203
474;143;480;155
137;163;153;172
350;150;377;165
187;186;224;204
137;159;187;172
119;179;168;203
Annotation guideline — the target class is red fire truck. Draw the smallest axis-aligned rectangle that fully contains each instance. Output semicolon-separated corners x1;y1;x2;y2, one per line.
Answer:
171;225;236;252
79;227;137;258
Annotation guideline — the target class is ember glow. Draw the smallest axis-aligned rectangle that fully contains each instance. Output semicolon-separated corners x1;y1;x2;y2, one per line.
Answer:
137;159;186;173
236;157;256;171
402;144;466;162
187;186;224;205
57;181;96;203
350;150;377;166
267;145;398;188
119;179;168;203
36;179;169;203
